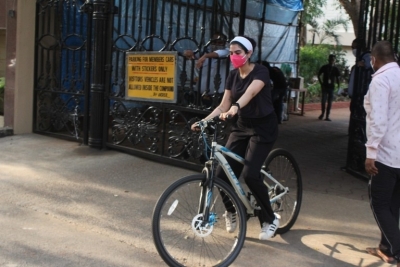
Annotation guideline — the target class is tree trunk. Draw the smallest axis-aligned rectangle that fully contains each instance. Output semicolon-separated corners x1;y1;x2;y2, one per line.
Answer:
337;0;360;35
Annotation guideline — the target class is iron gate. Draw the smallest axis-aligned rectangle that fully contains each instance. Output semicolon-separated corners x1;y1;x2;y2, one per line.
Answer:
345;0;400;178
34;0;300;171
34;0;91;143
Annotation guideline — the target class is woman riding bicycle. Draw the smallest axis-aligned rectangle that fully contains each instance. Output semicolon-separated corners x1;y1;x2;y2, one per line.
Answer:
191;35;279;240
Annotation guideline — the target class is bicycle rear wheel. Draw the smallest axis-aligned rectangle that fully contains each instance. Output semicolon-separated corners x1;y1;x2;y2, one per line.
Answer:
152;174;247;267
263;148;302;234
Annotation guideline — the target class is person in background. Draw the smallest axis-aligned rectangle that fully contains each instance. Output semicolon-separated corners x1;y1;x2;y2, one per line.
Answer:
364;40;400;266
348;38;373;98
183;32;229;97
191;35;280;240
261;61;288;124
317;54;341;121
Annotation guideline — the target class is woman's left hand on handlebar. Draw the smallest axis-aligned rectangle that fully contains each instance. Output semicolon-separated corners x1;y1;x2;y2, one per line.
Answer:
220;106;238;121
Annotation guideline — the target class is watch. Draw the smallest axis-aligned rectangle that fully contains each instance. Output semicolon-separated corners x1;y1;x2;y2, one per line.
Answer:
232;102;241;110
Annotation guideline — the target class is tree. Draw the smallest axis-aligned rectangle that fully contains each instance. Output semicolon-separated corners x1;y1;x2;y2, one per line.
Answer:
299;0;327;46
337;0;360;35
309;17;349;45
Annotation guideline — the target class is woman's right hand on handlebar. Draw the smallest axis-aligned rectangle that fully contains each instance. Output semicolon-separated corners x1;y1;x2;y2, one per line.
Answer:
191;121;201;131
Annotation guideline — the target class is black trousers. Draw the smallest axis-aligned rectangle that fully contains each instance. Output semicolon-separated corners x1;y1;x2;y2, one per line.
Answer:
321;86;334;117
369;161;400;258
216;112;278;226
273;90;286;123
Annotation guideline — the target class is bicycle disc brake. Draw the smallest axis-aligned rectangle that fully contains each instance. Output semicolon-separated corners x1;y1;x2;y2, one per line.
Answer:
191;213;216;237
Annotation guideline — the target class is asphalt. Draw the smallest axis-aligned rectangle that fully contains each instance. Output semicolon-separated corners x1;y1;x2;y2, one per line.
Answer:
0;108;394;267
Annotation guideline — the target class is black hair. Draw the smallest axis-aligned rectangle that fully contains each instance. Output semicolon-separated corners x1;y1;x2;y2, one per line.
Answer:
328;54;336;60
230;35;256;54
261;60;271;69
352;38;367;50
213;31;227;42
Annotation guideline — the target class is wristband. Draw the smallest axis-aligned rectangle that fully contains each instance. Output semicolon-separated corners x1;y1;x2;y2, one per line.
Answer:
232;102;240;110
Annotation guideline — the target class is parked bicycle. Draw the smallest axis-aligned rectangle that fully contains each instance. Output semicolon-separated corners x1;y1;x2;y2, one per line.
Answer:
152;116;302;267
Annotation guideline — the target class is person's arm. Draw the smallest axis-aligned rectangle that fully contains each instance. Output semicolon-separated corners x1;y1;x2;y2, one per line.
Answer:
183;50;197;60
196;52;219;69
195;48;228;69
220;79;265;120
362;53;372;69
336;67;341;88
191;89;232;130
364;77;390;174
317;66;324;84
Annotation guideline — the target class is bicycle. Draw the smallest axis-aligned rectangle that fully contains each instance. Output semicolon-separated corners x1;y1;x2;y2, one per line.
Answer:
152;116;302;267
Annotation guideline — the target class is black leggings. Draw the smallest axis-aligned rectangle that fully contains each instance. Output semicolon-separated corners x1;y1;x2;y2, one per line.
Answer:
369;161;400;258
216;113;278;225
321;86;334;117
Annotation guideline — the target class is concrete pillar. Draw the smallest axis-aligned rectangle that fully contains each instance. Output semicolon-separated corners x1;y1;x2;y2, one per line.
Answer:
4;0;35;134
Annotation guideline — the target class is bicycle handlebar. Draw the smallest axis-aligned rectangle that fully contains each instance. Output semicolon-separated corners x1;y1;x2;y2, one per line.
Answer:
198;115;232;128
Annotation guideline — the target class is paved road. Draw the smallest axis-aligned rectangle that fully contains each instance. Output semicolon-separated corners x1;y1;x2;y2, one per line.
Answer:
0;108;392;266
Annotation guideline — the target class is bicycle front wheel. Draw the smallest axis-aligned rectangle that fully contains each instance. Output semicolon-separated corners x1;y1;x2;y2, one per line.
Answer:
263;148;302;234
152;174;247;267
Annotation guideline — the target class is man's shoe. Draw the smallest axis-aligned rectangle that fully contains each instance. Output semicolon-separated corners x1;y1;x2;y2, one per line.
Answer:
223;211;237;233
324;118;332;121
259;214;280;240
318;114;323;120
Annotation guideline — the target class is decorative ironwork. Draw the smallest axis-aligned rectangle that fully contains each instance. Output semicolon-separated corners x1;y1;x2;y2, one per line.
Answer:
37;91;82;138
110;102;161;152
34;0;88;141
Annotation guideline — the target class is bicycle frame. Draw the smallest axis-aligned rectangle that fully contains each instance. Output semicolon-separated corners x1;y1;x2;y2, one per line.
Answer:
200;118;288;217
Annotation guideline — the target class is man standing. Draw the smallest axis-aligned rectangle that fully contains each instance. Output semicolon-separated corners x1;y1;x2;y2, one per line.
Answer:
348;38;373;98
183;32;229;95
317;54;341;121
364;40;400;266
261;61;288;124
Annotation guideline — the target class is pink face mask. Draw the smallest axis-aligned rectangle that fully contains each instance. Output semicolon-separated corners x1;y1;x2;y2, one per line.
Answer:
230;54;248;69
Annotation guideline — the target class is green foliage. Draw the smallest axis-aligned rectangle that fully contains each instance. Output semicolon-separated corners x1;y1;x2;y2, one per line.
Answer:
299;44;348;85
309;17;349;45
0;77;4;89
301;0;327;26
305;83;321;100
0;77;4;104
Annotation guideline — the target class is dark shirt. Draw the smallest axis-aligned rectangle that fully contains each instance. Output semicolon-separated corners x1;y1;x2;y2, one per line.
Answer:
318;64;340;87
226;64;274;118
269;66;287;90
268;66;288;100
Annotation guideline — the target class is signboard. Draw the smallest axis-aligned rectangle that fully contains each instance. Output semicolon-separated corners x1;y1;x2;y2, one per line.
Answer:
125;51;178;103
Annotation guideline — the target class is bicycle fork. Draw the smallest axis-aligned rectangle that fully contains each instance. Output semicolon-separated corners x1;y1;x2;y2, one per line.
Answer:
199;161;217;226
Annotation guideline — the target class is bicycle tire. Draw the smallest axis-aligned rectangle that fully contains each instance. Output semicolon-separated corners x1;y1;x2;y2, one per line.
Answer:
263;148;302;234
152;174;247;267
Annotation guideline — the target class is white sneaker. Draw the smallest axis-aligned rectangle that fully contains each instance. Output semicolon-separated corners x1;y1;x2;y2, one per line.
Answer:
259;214;280;240
223;211;237;233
